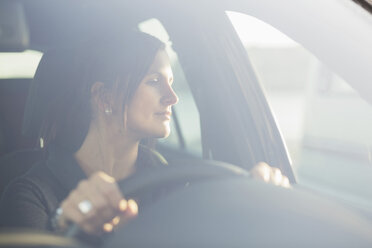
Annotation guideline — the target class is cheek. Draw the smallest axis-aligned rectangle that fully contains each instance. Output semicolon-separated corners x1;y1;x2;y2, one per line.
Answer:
127;101;151;124
126;86;158;124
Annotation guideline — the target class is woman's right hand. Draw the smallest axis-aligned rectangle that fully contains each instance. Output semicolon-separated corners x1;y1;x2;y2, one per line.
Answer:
57;171;138;235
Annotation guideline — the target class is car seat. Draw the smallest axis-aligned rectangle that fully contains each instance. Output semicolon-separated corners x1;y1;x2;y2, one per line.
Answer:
0;49;68;197
0;78;43;197
0;78;35;156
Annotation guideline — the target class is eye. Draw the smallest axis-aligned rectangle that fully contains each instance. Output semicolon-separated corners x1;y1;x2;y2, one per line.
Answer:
147;78;159;85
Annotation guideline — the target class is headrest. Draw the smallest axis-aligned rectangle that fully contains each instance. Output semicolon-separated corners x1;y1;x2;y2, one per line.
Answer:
22;48;77;141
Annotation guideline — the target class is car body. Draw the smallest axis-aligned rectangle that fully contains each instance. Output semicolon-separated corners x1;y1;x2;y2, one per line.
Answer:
1;0;372;247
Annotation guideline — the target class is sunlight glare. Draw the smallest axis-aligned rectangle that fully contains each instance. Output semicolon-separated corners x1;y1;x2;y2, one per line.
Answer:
226;11;298;48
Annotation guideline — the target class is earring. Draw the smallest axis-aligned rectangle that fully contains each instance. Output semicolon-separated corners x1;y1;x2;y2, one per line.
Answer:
105;107;112;115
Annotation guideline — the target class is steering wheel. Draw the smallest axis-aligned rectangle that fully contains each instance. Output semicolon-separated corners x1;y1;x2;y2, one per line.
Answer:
118;158;250;198
66;159;372;247
65;159;250;237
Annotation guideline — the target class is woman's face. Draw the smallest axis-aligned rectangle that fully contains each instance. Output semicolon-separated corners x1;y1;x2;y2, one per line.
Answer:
125;49;178;140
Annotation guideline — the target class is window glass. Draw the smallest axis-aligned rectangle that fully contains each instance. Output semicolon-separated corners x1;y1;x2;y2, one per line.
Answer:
0;50;42;78
139;19;202;157
227;11;372;208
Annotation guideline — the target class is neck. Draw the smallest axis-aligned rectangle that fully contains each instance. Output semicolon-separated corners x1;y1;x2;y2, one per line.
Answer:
74;122;139;181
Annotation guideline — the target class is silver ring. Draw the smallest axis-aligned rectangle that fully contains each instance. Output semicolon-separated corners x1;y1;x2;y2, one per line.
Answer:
78;200;93;214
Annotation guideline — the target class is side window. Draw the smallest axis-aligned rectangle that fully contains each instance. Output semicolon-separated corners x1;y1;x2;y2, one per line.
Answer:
138;19;202;157
0;50;42;78
226;11;372;206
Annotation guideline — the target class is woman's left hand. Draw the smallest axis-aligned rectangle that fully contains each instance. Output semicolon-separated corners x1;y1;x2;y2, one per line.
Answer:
250;162;291;188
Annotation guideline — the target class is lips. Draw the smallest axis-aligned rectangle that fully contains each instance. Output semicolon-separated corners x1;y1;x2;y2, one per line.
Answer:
155;111;172;120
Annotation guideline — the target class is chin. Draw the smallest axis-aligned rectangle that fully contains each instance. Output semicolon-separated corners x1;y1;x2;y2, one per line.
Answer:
161;131;171;139
152;126;171;139
155;130;171;139
146;127;170;139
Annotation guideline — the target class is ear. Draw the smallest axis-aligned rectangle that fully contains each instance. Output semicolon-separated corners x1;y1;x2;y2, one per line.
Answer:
90;81;113;114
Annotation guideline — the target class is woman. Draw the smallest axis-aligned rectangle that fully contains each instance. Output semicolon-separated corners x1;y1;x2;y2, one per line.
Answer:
0;31;289;238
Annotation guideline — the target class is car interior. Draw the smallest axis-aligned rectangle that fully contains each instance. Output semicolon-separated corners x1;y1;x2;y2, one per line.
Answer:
0;0;296;194
1;0;372;247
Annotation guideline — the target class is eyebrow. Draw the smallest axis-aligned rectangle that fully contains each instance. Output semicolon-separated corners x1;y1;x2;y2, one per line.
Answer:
147;72;161;77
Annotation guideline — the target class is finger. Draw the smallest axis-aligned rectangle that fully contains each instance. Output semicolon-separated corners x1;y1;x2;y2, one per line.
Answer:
91;172;126;211
60;199;84;225
65;181;117;234
271;168;283;186
75;180;119;228
281;176;291;189
60;197;98;234
111;216;121;226
103;222;114;233
250;162;271;182
102;216;121;234
101;199;138;233
114;199;138;229
127;199;139;218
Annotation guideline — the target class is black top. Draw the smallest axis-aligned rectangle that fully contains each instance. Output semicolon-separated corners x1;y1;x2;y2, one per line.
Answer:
0;144;168;231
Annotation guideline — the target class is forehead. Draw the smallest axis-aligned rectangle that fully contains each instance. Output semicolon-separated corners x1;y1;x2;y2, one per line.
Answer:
147;50;172;76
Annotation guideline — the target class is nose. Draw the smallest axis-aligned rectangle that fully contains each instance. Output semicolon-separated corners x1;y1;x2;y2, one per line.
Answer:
161;84;179;106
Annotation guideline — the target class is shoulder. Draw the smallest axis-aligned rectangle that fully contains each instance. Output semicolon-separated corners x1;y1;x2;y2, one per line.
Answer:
1;160;58;208
0;161;61;229
0;166;46;228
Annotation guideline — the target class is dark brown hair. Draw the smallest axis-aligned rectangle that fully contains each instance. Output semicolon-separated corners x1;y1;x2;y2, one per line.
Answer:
35;31;165;152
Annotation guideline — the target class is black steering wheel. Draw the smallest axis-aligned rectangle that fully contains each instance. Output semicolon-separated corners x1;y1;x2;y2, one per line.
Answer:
65;159;250;238
66;159;372;248
118;158;250;199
